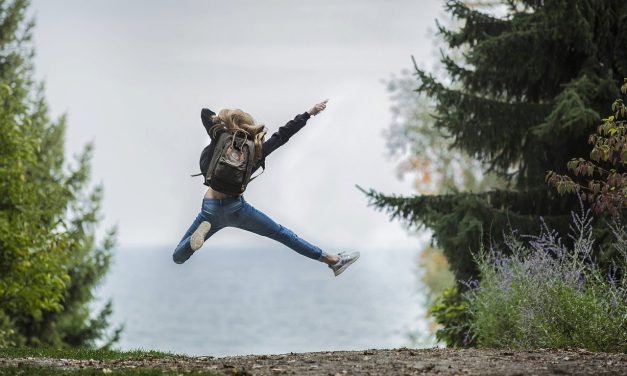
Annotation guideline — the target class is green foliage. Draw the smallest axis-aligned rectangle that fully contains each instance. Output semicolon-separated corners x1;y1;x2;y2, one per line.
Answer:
0;347;180;361
365;0;627;284
465;207;627;352
0;311;18;348
547;80;627;217
0;0;119;347
358;185;573;283
367;0;627;348
427;287;474;347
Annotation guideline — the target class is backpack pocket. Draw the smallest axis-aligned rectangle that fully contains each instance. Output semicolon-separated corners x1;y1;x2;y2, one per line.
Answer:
214;158;246;182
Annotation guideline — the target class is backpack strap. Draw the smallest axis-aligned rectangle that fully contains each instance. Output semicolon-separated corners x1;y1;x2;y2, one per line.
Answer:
208;122;228;139
249;160;265;182
249;166;264;182
191;143;214;177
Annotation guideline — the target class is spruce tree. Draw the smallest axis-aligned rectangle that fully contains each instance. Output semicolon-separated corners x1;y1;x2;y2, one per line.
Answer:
0;0;120;347
362;0;627;284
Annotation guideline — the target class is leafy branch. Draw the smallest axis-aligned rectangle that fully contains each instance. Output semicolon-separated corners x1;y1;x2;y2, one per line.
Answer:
546;79;627;217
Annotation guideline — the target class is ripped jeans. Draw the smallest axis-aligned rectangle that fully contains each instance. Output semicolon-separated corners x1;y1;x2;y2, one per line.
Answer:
172;195;327;264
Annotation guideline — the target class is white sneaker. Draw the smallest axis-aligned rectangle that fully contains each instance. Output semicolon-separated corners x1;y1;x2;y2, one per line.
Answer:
329;251;360;276
190;221;212;251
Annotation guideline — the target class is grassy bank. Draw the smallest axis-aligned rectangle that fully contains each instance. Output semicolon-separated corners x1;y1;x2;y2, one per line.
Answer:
0;347;179;361
0;347;220;375
0;366;210;375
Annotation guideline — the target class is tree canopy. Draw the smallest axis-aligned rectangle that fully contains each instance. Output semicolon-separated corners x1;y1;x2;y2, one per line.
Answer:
0;0;119;347
364;0;627;283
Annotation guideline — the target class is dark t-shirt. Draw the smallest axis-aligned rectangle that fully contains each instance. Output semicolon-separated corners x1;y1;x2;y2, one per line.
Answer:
200;108;311;186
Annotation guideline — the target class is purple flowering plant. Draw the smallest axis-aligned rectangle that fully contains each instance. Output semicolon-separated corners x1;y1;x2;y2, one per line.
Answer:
463;200;627;351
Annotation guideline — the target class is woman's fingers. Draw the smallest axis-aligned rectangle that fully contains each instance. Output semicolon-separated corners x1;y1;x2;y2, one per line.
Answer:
308;99;328;116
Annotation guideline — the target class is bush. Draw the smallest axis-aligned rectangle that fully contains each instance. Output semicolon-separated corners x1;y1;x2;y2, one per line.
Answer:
464;203;627;352
428;287;474;347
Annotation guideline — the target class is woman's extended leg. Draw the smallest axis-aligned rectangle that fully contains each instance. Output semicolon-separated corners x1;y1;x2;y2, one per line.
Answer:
231;201;328;261
172;211;222;264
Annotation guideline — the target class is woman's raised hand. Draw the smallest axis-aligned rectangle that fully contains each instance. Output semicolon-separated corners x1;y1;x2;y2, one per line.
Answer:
308;99;329;116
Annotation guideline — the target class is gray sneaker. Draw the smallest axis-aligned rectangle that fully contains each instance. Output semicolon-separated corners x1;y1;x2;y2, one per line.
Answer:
329;251;360;276
190;221;212;251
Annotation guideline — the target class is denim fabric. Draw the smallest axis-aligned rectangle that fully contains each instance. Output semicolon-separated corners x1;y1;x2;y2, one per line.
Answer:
172;195;325;264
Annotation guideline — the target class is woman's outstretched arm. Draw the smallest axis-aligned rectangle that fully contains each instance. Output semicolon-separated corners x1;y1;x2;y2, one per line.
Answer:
261;99;329;159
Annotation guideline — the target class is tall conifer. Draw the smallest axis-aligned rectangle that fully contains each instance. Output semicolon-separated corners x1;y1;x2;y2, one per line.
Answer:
0;0;119;347
363;0;627;283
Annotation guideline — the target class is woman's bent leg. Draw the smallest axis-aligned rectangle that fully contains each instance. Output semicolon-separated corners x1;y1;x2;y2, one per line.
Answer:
172;212;222;264
233;202;325;261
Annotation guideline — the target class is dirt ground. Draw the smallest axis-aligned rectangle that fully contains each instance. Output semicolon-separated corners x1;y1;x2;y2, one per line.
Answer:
1;347;627;375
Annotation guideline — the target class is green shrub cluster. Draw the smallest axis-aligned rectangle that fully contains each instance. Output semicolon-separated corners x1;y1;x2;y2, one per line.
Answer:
428;286;473;347
463;205;627;352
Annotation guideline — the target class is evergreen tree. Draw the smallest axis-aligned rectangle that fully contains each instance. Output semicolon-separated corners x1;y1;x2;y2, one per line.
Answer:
362;0;627;284
0;0;120;347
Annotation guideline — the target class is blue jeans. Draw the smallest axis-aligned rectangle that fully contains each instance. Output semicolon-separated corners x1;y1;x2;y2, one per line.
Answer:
172;195;326;264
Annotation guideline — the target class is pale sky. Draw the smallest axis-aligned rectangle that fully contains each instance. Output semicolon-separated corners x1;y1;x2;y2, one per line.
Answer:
30;0;444;252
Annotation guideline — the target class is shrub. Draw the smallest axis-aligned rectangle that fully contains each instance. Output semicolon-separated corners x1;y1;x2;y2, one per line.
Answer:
464;203;627;352
428;286;474;347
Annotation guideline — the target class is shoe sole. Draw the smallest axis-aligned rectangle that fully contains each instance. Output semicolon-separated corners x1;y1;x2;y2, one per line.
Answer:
334;252;360;276
190;221;212;251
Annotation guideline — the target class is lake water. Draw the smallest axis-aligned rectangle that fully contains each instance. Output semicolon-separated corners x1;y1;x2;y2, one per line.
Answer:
95;245;429;356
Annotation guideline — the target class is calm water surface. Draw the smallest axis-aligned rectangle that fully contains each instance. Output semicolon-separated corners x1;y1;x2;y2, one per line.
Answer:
96;245;427;356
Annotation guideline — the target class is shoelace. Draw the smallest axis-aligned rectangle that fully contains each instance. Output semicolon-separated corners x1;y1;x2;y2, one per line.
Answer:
334;252;348;267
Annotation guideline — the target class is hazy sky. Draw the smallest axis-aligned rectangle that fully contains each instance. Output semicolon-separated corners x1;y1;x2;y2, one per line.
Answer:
29;0;444;253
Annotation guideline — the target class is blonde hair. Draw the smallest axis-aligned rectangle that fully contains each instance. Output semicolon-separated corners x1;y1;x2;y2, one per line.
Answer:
209;108;267;162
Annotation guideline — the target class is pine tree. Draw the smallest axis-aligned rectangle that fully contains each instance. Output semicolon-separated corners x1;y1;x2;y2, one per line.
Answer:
0;0;120;347
362;0;627;284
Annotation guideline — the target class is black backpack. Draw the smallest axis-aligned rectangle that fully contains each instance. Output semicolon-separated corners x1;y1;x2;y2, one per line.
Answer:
194;129;262;195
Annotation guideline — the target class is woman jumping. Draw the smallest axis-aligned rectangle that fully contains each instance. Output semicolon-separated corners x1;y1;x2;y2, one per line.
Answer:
172;99;360;277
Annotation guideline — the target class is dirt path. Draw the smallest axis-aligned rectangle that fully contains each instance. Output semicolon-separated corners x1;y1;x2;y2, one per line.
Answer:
1;347;626;375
